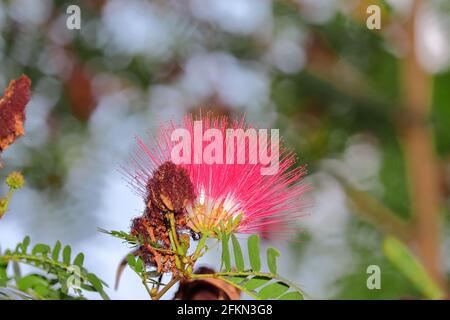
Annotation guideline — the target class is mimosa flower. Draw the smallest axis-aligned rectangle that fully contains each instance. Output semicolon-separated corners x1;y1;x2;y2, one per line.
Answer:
125;114;309;238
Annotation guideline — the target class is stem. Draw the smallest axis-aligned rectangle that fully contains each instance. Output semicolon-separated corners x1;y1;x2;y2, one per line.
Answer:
0;189;14;219
150;246;174;255
151;276;180;300
1;254;91;284
191;271;271;278
192;233;208;261
168;212;181;254
142;277;154;299
399;0;444;287
99;229;174;254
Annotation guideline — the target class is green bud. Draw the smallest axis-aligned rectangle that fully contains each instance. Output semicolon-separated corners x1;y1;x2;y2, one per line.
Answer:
5;172;25;190
0;198;7;218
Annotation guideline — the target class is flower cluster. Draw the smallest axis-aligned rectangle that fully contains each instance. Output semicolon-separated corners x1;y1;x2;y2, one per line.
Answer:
126;114;309;239
130;162;196;273
0;75;31;153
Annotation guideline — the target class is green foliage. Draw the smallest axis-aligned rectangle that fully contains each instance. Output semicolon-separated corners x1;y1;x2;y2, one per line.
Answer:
378;140;411;219
383;236;444;300
125;254;163;287
0;236;109;300
62;245;71;265
334;217;420;299
219;273;303;300
258;281;289;299
216;234;304;300
98;228;162;250
106;226;304;300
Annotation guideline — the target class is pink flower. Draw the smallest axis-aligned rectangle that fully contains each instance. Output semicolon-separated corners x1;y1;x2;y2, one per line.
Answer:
125;114;309;238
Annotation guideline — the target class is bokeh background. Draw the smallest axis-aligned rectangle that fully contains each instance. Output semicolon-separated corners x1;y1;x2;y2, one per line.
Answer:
1;0;450;299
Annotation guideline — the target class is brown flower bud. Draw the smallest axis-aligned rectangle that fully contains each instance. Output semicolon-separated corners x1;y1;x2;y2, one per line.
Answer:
0;75;32;153
146;161;195;214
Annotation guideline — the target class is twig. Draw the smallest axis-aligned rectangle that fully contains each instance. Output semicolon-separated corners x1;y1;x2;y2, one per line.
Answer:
151;276;180;300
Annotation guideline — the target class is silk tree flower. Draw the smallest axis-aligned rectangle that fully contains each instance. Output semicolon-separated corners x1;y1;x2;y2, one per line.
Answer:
125;114;309;238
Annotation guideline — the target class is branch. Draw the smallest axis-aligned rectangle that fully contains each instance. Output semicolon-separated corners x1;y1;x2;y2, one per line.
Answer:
398;0;444;287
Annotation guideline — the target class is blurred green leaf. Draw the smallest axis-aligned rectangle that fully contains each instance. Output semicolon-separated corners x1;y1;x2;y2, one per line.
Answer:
62;246;71;265
52;241;61;262
32;244;50;256
383;236;444;300
73;253;84;267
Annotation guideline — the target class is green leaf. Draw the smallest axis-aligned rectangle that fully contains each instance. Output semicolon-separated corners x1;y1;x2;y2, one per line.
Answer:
22;236;30;253
221;233;231;272
87;273;110;300
126;254;135;267
0;265;7;286
267;247;280;274
80;283;96;292
60;278;69;295
219;275;261;300
73;253;84;267
247;235;261;272
258;282;289;299
62;245;71;265
278;291;303;300
244;276;271;290
52;241;61;261
17;275;49;291
32;244;50;256
33;284;50;297
383;236;445;300
1;239;110;300
135;257;144;274
220;272;304;301
228;275;247;285
87;273;102;289
0;259;8;287
231;234;244;272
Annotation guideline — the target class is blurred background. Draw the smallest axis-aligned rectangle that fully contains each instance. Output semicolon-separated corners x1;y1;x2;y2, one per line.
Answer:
1;0;450;299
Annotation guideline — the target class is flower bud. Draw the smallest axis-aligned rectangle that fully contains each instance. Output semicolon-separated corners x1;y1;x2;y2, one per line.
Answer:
146;162;195;214
5;171;24;190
